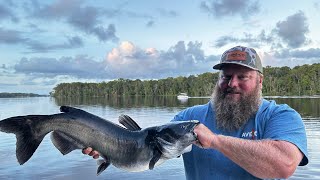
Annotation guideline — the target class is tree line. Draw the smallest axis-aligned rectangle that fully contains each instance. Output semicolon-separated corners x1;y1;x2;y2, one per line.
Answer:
52;63;320;97
0;93;48;98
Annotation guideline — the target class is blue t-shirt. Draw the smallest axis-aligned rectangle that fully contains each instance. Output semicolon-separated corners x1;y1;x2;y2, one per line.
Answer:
173;99;308;180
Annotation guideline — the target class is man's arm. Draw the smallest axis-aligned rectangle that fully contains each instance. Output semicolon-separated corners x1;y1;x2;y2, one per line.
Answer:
194;124;303;179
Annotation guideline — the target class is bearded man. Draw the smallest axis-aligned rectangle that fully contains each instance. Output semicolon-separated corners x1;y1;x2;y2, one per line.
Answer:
83;46;308;179
172;45;308;179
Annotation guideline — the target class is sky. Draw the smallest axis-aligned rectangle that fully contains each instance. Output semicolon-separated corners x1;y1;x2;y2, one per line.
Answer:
0;0;320;94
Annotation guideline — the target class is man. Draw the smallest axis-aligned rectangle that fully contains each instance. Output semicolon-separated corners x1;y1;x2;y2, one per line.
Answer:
84;46;308;179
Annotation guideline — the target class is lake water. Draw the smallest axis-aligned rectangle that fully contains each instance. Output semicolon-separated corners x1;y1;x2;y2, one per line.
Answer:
0;96;319;180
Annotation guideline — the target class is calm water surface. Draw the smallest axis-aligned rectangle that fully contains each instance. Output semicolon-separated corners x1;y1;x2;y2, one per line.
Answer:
0;96;319;180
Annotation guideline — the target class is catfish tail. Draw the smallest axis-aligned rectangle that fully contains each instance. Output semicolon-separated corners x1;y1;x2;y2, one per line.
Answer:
0;115;49;165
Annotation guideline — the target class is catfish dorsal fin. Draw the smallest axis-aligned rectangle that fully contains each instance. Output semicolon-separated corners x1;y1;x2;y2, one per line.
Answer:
60;106;88;114
118;114;142;131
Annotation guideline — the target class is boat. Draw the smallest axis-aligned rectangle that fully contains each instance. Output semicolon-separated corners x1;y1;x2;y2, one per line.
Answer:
177;93;189;100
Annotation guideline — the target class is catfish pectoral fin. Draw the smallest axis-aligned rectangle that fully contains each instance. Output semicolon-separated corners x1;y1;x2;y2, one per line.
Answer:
50;131;84;155
149;149;162;170
97;161;111;176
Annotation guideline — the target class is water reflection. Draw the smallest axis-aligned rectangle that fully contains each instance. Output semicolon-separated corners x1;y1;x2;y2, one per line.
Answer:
53;96;211;109
265;97;320;118
54;96;320;118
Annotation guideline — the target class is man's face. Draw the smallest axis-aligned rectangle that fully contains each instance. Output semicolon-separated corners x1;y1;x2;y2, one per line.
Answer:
212;64;263;131
218;64;263;102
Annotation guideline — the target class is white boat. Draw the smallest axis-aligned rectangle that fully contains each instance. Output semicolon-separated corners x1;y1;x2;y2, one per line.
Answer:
177;93;189;99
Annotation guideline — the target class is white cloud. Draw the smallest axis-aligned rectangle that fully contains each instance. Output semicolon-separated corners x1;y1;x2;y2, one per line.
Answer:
105;41;217;78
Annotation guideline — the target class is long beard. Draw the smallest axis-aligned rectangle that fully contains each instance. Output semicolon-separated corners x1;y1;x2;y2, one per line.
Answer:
211;82;262;131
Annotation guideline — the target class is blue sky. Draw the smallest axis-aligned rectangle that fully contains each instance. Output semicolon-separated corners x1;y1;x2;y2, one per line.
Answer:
0;0;320;94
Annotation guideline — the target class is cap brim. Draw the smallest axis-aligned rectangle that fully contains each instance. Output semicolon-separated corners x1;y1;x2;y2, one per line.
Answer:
212;62;260;72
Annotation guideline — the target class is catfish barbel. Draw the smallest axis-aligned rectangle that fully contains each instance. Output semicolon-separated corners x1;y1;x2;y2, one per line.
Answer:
0;106;199;175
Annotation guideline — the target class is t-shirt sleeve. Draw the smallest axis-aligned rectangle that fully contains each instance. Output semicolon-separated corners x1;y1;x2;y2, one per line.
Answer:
172;108;191;122
172;103;210;123
262;104;309;166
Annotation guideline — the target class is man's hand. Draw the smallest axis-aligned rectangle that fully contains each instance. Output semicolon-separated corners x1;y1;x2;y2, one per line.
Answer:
194;123;216;149
82;147;100;159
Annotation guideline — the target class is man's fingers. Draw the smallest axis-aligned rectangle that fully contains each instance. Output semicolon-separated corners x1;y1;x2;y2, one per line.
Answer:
93;154;100;159
89;150;99;156
82;147;100;159
193;140;204;148
82;147;93;154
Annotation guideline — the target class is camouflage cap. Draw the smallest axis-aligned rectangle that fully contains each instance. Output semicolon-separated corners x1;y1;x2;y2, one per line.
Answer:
213;45;263;74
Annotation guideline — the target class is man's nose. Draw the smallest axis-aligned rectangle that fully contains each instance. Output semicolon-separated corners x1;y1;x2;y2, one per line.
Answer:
228;76;239;88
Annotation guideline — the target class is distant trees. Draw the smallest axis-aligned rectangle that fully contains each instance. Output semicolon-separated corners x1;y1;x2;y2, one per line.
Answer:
263;64;320;96
0;93;48;98
52;63;320;98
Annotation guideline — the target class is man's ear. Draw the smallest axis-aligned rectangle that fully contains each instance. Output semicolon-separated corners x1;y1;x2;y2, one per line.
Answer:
259;74;264;89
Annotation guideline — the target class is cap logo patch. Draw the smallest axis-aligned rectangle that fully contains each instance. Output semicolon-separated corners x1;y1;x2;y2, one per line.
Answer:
226;51;246;61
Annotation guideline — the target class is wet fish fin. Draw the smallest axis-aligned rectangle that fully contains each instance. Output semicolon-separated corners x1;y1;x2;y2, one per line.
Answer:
50;131;84;155
118;114;142;131
97;161;110;176
60;106;82;113
149;149;162;170
96;156;111;176
16;132;46;165
0;115;48;165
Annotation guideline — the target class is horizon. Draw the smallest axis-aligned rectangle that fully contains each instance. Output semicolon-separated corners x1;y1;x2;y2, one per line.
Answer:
2;63;318;95
1;1;320;94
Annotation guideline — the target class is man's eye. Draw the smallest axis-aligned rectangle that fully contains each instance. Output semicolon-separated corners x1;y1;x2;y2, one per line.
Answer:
239;76;249;80
222;76;231;80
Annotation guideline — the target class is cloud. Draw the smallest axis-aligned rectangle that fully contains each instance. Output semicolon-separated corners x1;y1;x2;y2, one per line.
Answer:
213;11;310;50
146;20;155;27
27;0;118;42
14;55;107;78
274;48;320;59
214;30;273;48
200;0;260;18
13;41;219;80
20;76;58;86
0;1;19;22
0;27;83;52
315;2;320;10
91;24;118;42
144;8;178;28
0;28;27;44
105;41;218;78
273;11;309;48
261;47;320;68
157;8;179;18
25;36;84;53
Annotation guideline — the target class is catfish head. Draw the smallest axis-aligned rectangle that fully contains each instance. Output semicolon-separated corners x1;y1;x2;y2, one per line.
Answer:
155;120;200;159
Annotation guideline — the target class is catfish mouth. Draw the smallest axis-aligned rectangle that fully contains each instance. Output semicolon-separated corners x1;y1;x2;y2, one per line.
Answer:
188;120;200;141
